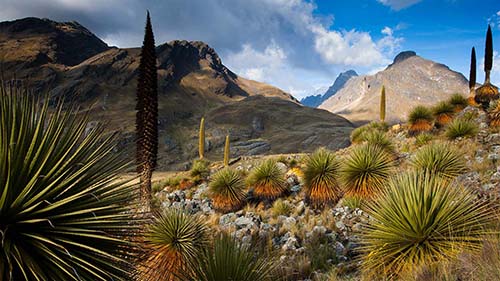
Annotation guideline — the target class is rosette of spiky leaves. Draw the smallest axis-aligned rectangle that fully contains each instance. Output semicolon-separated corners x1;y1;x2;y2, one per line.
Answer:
340;144;396;198
445;118;479;140
0;87;140;280
138;210;209;281
303;148;342;207
410;143;467;181
350;121;388;143
360;172;493;279
489;101;500;127
432;101;455;127
475;83;499;109
247;159;287;200
209;168;246;213
415;133;433;146
360;130;396;155
179;233;277;281
408;105;433;135
449;94;468;113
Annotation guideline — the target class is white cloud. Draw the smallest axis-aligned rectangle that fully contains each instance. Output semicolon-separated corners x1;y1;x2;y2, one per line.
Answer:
377;0;422;10
381;26;393;36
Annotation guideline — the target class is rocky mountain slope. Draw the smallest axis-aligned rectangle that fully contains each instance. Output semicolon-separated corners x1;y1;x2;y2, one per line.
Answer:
319;51;469;124
0;17;354;170
300;70;358;107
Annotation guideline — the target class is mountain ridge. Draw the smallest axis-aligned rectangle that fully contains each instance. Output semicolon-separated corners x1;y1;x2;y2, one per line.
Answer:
300;70;358;107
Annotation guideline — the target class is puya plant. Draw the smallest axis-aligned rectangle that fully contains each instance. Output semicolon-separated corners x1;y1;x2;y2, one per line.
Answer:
410;143;467;181
246;159;288;201
199;117;205;159
360;172;493;279
0;86;141;280
209;168;247;212
303;148;342;207
445;118;479;140
408;105;434;135
224;135;230;167
138;210;210;281
475;25;499;109
432;101;455;127
468;47;479;106
380;85;386;123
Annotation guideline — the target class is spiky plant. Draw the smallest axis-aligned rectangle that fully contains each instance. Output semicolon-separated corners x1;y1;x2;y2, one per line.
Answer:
224;135;230;167
190;158;210;181
445;118;479;140
432;101;455;127
303;148;342;207
340;144;395;198
136;12;158;208
475;25;499;108
380;85;386;123
408;105;433;135
361;130;396;155
350;121;388;144
342;195;365;210
271;199;292;217
138;210;209;281
0;87;140;280
179;234;277;281
489;101;500;127
410;143;467;181
247;159;288;200
209;168;246;212
468;47;478;106
360;172;493;279
199;117;205;159
414;133;433;146
449;94;468;113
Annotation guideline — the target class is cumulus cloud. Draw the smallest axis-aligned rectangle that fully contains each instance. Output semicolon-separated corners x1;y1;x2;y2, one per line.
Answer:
488;11;500;30
0;0;403;99
377;0;422;10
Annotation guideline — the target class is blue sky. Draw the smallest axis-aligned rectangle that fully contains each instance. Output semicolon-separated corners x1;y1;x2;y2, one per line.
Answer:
0;0;499;99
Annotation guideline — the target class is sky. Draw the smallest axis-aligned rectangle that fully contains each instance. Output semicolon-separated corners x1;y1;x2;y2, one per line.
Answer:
0;0;499;99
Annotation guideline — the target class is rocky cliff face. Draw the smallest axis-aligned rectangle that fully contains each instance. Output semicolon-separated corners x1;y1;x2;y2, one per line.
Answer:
0;17;352;170
301;70;357;107
319;51;468;124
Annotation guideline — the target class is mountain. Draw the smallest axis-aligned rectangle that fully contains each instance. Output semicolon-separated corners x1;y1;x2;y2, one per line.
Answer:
300;70;358;107
318;51;469;124
0;17;354;170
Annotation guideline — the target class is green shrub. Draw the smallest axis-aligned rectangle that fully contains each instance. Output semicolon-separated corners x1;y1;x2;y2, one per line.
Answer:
340;144;395;198
190;158;210;180
408;106;433;135
180;234;277;281
410;143;467;181
445;118;479;140
449;93;468;112
361;130;396;154
247;159;288;200
139;210;209;281
0;88;139;280
271;199;292;217
361;172;493;279
209;168;246;212
350;122;388;143
415;133;433;146
304;148;342;207
342;195;365;210
432;101;455;127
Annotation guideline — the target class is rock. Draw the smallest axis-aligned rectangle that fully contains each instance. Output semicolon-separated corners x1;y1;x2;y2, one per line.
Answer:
313;225;327;235
282;236;298;251
291;185;301;193
335;221;346;231
219;213;237;225
276;162;288;174
235;216;254;228
295;201;305;215
282;217;297;230
335;241;345;256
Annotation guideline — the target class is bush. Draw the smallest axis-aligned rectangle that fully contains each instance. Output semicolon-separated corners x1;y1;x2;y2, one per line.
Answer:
360;130;396;155
415;133;433;146
360;172;493;279
432;101;455;127
247;159;288;200
209;168;246;212
0;88;139;280
342;195;365;210
449;93;468;112
138;210;209;281
271;199;292;217
410;143;467;181
340;144;395;198
303;148;342;207
180;234;277;281
350;121;388;143
190;158;210;180
408;105;433;135
445;118;479;140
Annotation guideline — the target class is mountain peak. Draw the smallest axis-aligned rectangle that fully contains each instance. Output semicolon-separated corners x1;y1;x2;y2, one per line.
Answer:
390;51;417;66
300;70;358;107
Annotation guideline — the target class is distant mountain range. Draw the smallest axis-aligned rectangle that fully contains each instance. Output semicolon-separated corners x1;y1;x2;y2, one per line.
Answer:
0;17;354;169
300;70;358;107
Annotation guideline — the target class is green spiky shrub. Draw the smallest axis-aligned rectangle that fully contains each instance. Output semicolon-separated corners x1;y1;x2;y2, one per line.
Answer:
247;159;288;200
408;105;434;135
342;195;365;210
432;101;455;127
271;199;292;217
180;234;277;281
410;143;467;181
0;88;140;280
138;210;209;281
340;144;395;198
303;148;342;207
415;133;434;146
190;158;210;182
360;130;396;155
449;93;468;112
360;172;493;279
445;118;479;140
209;168;246;213
350;122;388;143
